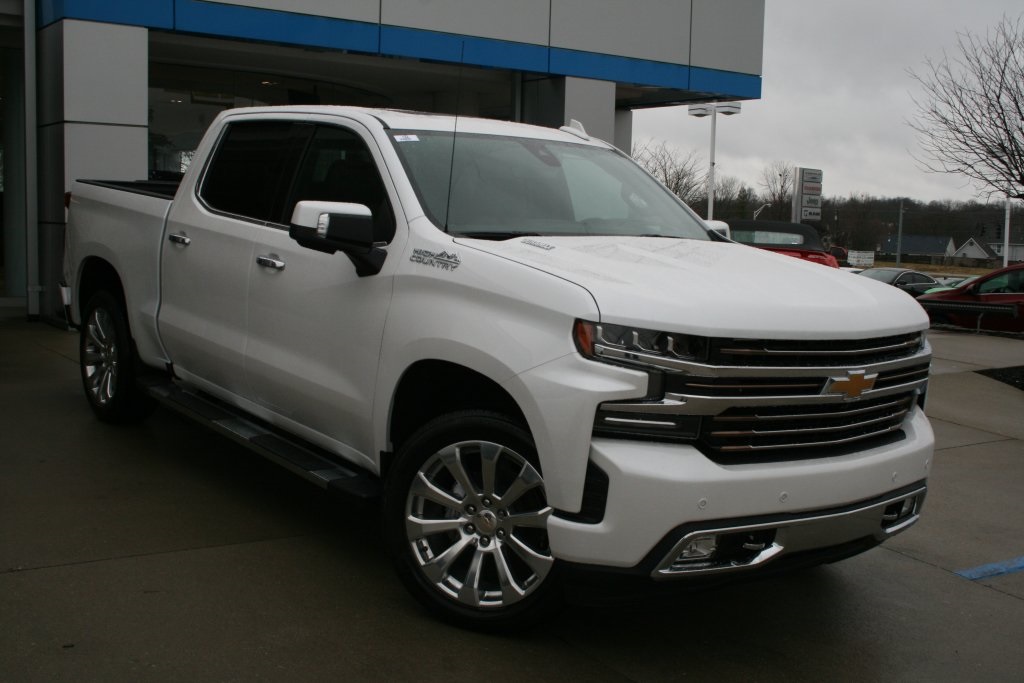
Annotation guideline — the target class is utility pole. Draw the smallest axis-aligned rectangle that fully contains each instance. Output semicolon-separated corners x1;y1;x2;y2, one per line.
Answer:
707;108;717;220
896;200;904;267
1004;198;1011;268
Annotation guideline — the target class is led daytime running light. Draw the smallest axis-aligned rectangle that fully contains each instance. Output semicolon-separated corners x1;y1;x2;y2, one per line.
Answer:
574;320;707;364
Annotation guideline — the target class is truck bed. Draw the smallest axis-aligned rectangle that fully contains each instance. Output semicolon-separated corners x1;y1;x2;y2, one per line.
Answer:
78;178;182;200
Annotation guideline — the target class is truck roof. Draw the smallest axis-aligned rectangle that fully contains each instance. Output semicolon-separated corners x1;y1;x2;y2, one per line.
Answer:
216;105;607;145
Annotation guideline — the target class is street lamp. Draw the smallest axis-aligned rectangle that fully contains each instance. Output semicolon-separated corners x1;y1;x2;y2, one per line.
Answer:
753;203;771;220
688;101;741;220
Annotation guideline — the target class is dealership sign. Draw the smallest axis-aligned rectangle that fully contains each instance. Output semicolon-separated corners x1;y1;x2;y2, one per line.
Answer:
792;168;822;223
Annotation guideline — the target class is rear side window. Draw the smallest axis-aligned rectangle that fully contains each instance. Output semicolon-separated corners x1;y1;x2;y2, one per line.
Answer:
200;120;308;223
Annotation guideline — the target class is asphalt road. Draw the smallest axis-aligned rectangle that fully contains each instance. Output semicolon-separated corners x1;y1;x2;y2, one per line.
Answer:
2;314;1022;682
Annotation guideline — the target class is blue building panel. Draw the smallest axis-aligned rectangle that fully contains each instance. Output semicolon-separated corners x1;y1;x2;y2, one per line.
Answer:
689;66;762;100
380;26;548;73
550;48;690;90
37;0;761;101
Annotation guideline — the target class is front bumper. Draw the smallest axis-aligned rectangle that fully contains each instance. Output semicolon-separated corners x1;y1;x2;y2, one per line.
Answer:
547;406;933;571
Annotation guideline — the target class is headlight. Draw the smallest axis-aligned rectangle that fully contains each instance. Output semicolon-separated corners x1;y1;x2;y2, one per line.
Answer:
574;320;706;443
573;319;708;369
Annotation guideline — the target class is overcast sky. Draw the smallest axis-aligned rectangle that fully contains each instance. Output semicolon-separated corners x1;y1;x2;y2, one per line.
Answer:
633;1;1022;204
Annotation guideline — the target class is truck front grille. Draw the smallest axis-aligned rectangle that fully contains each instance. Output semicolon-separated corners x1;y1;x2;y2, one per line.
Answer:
708;333;924;367
701;392;915;460
594;331;930;462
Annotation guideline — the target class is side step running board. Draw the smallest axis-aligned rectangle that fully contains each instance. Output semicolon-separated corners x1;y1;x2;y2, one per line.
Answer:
143;380;380;500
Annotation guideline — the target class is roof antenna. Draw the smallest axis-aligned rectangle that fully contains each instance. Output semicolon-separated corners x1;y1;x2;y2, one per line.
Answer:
443;41;466;233
560;119;590;140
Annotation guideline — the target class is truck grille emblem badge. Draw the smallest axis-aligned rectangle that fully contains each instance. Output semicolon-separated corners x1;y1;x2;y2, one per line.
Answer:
826;370;877;399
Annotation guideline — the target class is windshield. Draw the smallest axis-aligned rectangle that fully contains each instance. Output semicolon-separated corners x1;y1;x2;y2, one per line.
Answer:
388;130;710;240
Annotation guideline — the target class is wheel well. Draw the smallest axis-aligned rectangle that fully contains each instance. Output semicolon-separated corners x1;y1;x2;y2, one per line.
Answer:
387;360;527;471
77;257;126;319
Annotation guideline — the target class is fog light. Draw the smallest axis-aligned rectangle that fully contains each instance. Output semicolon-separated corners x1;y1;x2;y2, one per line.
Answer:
883;495;920;525
678;534;717;561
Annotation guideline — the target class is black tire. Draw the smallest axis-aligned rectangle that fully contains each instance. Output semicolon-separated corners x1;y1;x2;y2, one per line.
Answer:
383;410;561;630
79;291;157;424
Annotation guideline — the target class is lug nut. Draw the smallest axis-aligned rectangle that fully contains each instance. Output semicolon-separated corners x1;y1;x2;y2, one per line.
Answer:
480;537;491;547
498;510;508;518
496;529;505;539
466;505;476;514
465;524;476;534
482;497;492;507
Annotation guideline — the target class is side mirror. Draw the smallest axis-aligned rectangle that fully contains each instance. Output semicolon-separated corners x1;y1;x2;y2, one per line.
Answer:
705;219;731;240
289;200;386;276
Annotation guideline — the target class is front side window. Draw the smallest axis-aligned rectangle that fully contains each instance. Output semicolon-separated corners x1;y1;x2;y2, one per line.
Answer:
199;121;308;223
977;272;1023;294
286;126;395;242
388;131;710;240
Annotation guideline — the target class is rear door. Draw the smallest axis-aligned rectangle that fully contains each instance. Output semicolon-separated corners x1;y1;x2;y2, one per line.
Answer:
158;119;311;396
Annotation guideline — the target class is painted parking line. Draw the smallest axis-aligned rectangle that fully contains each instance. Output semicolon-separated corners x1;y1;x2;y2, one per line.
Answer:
956;556;1024;581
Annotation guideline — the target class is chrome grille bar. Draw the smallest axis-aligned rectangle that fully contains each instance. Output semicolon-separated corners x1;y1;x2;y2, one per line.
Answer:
711;397;911;422
709;408;910;438
717;338;921;357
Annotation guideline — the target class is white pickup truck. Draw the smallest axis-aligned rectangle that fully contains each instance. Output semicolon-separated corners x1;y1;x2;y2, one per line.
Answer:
63;106;934;629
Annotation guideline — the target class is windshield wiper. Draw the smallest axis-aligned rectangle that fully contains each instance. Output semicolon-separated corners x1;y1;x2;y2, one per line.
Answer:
634;233;684;238
453;231;544;241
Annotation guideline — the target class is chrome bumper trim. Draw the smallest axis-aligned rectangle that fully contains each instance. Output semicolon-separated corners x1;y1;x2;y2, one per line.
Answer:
652;485;927;579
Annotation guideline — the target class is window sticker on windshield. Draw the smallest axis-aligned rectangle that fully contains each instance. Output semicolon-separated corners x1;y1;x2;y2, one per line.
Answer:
394;134;420;142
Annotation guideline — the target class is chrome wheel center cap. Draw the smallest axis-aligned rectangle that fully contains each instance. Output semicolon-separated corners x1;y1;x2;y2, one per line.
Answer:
474;510;498;535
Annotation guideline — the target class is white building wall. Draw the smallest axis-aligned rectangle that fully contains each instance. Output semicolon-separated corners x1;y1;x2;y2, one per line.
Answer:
37;20;148;319
382;0;550;45
690;0;765;75
550;0;691;64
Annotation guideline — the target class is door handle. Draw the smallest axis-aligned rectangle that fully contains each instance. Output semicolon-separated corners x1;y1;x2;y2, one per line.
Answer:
256;254;286;270
168;232;191;246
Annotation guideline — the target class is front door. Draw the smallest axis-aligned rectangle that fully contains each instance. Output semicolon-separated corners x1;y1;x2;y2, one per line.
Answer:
244;122;400;461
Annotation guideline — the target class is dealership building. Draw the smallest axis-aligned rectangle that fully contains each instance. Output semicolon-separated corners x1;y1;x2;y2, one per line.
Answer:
0;0;764;322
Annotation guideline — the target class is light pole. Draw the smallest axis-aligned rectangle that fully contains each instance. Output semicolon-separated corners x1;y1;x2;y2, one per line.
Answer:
753;203;771;220
688;102;741;220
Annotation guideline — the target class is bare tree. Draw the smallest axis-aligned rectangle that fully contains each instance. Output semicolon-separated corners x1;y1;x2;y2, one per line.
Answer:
759;160;794;220
632;141;705;205
908;14;1024;200
714;174;742;204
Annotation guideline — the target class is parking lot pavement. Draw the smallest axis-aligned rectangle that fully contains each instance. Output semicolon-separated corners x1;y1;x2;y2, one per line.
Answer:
2;317;1023;682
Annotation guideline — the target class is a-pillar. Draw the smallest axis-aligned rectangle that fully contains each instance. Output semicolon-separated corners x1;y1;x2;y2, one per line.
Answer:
37;20;148;323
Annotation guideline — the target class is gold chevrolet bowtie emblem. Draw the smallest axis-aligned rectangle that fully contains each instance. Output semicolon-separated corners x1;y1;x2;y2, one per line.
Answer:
827;370;877;399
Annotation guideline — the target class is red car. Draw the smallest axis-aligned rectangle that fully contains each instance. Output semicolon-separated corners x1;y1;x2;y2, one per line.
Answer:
917;263;1024;332
726;220;839;267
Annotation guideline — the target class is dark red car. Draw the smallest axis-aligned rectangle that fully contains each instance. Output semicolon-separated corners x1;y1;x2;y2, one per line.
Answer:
726;220;839;268
917;263;1024;332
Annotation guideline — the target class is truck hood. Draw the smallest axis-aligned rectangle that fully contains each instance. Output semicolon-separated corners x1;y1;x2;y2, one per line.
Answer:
457;236;928;339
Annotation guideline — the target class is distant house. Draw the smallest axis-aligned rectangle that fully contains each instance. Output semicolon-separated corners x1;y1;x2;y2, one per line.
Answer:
880;235;954;257
952;237;1000;260
988;242;1024;262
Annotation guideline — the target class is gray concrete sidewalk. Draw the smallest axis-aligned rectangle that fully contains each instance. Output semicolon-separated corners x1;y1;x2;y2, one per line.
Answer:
2;318;1022;682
